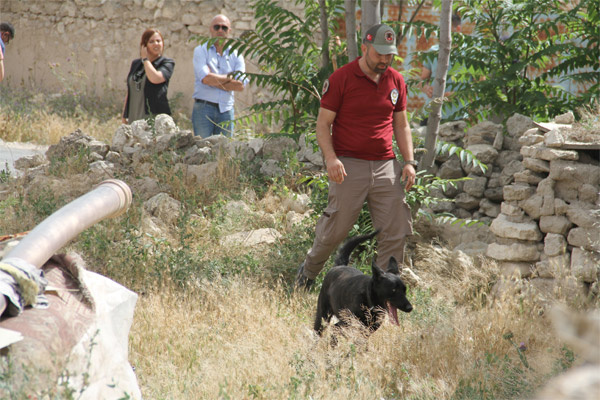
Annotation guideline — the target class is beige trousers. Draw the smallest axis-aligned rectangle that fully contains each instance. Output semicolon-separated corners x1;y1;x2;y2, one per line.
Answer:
303;157;413;279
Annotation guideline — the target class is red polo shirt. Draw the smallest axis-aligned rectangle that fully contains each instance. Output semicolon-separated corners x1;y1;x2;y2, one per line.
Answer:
320;57;407;160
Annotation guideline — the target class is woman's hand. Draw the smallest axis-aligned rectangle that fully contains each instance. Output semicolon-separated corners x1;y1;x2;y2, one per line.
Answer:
140;45;148;59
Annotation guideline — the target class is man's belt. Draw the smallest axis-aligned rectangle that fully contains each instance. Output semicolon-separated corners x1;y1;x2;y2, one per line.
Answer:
195;99;219;107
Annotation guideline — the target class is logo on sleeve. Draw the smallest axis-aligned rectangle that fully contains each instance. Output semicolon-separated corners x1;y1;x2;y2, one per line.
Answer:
390;88;399;105
322;79;330;95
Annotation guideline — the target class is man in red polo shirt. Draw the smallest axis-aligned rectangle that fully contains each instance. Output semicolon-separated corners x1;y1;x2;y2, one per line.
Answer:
296;24;417;290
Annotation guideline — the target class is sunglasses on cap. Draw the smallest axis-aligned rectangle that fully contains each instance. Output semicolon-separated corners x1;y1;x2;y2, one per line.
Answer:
213;24;229;32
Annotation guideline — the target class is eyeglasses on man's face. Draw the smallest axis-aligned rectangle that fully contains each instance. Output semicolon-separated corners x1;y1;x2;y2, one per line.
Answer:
213;24;229;32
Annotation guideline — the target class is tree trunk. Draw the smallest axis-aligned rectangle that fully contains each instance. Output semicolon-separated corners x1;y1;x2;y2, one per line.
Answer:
397;0;427;44
420;0;453;172
318;0;330;69
361;0;381;35
345;0;358;61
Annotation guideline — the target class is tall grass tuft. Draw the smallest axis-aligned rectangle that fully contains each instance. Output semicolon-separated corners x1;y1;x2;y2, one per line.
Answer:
0;85;121;144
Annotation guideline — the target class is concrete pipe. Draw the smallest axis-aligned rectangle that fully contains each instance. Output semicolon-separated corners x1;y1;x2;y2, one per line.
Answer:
3;179;132;268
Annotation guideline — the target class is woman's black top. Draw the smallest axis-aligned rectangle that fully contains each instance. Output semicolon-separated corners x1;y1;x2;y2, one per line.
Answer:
123;56;175;119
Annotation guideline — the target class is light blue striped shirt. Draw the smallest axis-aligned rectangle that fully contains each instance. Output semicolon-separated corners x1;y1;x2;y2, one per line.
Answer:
193;43;247;113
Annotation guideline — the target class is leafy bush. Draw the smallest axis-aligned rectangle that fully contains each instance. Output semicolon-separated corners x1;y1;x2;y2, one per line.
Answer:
460;0;598;121
409;0;599;122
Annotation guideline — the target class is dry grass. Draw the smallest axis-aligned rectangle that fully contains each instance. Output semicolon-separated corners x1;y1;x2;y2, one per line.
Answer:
128;249;577;400
566;103;600;142
0;108;119;145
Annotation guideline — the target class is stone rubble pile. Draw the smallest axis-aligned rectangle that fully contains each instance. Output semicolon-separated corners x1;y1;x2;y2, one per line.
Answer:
17;114;314;247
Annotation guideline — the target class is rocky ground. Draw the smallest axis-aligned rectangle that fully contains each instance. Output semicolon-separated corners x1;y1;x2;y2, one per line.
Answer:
0;140;48;176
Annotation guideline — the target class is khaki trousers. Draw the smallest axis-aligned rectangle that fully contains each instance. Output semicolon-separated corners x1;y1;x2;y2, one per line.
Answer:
303;157;413;279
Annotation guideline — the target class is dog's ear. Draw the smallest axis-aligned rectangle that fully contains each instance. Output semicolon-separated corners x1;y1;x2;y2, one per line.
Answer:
372;259;385;279
387;257;400;274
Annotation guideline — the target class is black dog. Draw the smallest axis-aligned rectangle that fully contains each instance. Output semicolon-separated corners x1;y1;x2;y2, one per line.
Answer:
314;231;413;336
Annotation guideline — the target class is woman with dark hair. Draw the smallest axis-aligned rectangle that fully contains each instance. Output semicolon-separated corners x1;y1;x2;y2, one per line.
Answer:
122;28;175;124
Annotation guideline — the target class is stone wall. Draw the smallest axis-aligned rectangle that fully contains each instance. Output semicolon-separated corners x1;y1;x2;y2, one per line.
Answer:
418;112;599;294
484;115;600;294
421;114;538;223
0;0;299;116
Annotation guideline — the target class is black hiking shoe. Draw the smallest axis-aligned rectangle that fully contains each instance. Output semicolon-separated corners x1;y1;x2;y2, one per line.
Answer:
295;262;314;291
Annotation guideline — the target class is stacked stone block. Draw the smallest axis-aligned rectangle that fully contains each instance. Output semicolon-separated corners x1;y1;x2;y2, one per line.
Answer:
484;114;600;290
425;114;535;222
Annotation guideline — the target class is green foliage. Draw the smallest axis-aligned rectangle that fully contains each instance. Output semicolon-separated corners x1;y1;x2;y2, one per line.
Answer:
407;139;489;221
458;0;599;121
548;0;600;108
47;147;91;178
27;189;63;220
409;0;599;122
406;170;464;216
436;214;487;228
397;19;439;48
0;163;12;184
452;351;534;400
193;0;344;136
5;187;65;225
553;345;575;373
437;141;487;174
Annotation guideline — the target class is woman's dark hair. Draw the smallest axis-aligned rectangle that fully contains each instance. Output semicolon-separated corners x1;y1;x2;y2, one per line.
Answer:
140;28;164;49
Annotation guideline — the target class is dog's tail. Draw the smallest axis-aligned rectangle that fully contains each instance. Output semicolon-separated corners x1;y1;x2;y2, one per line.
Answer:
334;230;379;266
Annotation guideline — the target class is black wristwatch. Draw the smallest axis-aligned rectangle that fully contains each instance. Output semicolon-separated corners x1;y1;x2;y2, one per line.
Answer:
405;159;418;168
141;58;149;63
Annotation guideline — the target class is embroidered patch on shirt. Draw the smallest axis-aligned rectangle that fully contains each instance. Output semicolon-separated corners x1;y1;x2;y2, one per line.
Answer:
322;79;330;95
390;88;399;105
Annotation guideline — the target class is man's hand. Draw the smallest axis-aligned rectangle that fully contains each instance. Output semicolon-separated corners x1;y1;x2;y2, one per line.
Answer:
326;157;347;184
402;164;416;191
222;79;244;91
315;108;343;183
